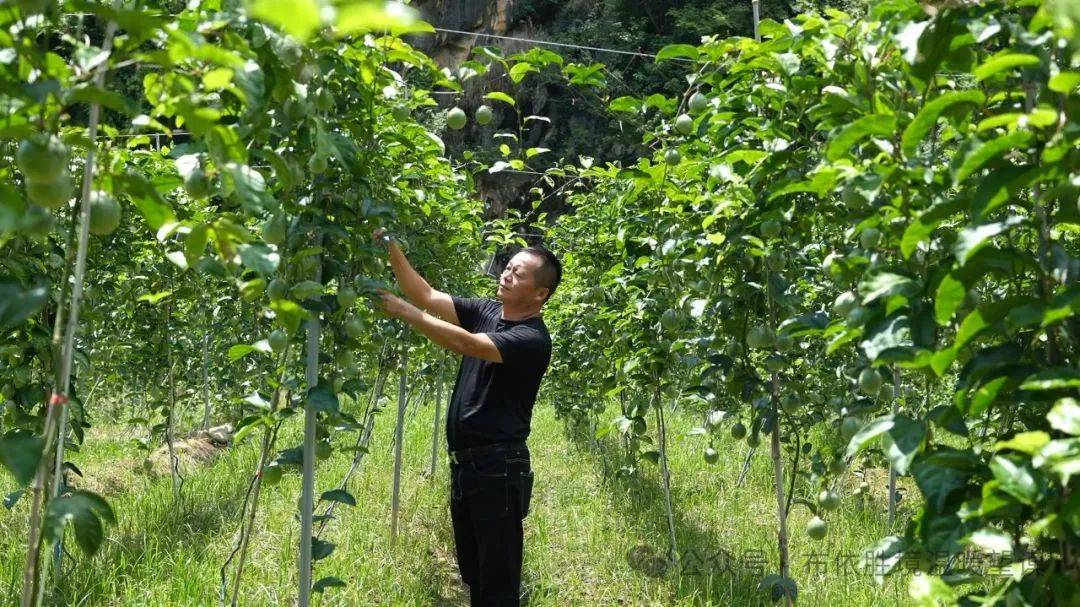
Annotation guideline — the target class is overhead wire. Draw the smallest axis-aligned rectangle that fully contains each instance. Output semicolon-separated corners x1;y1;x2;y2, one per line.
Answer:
430;27;695;64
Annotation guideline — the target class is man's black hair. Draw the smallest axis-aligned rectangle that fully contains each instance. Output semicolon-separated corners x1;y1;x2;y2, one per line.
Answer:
520;246;562;302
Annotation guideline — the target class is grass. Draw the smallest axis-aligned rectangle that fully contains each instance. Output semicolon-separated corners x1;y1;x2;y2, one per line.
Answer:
2;396;919;606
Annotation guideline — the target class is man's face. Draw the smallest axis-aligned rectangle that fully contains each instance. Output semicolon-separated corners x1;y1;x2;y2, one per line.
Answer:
496;252;549;308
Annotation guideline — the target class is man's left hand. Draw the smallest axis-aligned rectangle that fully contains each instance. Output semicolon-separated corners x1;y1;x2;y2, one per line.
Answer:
377;290;419;322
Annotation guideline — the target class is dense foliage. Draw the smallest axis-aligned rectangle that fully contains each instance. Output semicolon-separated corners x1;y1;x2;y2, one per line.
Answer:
544;0;1079;603
1;0;1078;605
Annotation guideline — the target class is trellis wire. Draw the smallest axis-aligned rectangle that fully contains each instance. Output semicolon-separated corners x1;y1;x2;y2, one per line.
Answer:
431;27;695;63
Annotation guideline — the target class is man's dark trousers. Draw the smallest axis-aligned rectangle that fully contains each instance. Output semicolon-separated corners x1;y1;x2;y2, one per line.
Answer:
450;445;534;607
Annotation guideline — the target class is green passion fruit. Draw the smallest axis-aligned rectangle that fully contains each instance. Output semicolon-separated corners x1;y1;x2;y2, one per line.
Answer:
859;227;882;250
337;286;358;309
267;279;289;300
832;291;857;316
268;329;288;354
308;154;328;175
660;308;681;332
344;316;364;340
447;107;467;130
817;490;840;511
746;325;774;350
674;113;694;135
840;415;862;440
183;167;211;199
760;219;781;239
476;104;493;125
858;367;883;396
17;134;68;182
262;213;289;246
26;171;74;209
688;92;709;114
89;191;122;236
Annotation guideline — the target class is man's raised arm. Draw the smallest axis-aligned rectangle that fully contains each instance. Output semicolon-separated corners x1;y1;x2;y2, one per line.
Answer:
375;228;460;326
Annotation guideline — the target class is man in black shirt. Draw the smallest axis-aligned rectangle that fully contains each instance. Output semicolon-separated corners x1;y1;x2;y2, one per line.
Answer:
373;229;559;607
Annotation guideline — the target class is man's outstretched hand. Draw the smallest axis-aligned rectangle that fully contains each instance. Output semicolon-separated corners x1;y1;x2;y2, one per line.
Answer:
372;227;392;249
376;290;418;321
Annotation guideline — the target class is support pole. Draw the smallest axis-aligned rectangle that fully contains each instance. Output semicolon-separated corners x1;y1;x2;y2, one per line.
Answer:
298;249;322;607
429;370;443;477
390;344;408;546
752;0;761;42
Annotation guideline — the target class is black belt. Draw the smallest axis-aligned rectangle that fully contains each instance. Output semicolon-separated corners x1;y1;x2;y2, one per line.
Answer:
448;441;527;465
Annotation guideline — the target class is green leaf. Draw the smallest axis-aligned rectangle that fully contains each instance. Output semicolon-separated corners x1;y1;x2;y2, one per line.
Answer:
953;216;1024;265
1048;71;1080;94
608;96;640;113
289;280;324;301
902;90;985;157
184;223;208;266
845;416;894;459
0;434;44;486
1043;287;1080;327
963;528;1012;553
320;489;355;506
123;178;177;231
136;290;172;305
826;114;896;161
967;375;1008;416
860;315;913;362
911;448;979;511
0;280;49;331
227;344;256;361
858;272;919;305
66;85;136;115
508;62;537;84
1048;398;1080;436
311;537;335;561
1020;368;1080;391
484;91;515;107
881;414;926;475
43;490;115;556
995;431;1051;454
248;0;322;41
313;576;346;593
221;163;271;215
270;299;309;333
308;385;339;413
951;132;1032;185
237;243;280;276
655;44;699;62
900;198;963;258
990;455;1039;505
934;272;966;325
973;52;1040;81
336;1;421;35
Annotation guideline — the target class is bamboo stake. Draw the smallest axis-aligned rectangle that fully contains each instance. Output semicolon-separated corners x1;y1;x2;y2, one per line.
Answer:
429;371;443;477
390;344;408;547
888;368;900;528
165;297;182;503
21;13;118;605
752;0;761;42
298;247;322;607
652;382;678;561
201;315;212;430
225;347;289;607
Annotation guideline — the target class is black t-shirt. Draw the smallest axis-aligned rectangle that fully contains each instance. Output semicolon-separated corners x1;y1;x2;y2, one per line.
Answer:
446;296;552;450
